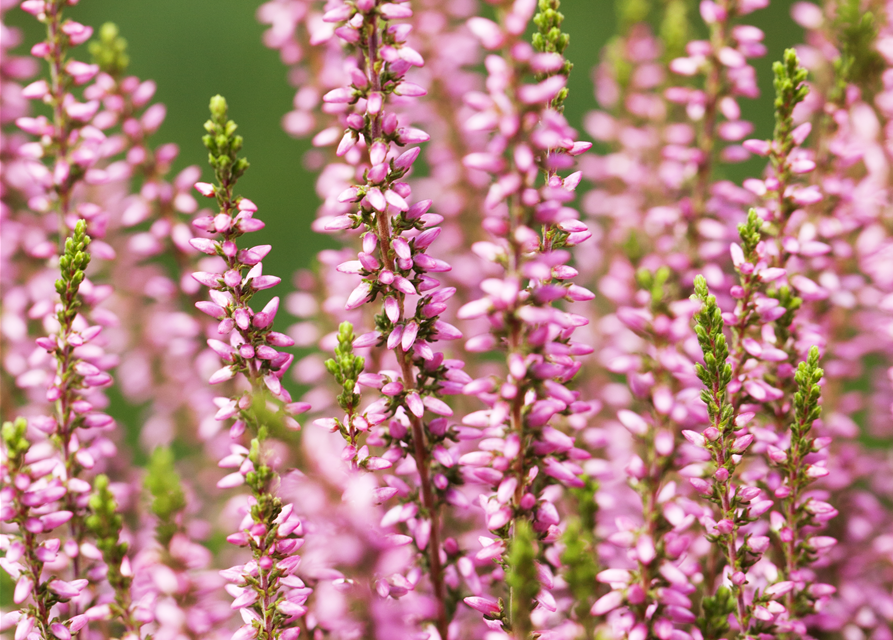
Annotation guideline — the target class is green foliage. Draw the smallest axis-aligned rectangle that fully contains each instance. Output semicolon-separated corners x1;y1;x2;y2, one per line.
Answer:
532;0;572;110
505;520;538;637
324;321;365;416
616;0;650;30
1;417;30;458
772;49;810;164
86;475;132;604
792;346;824;441
835;0;885;96
769;284;802;335
568;476;599;532
560;517;598;619
692;276;733;432
737;209;762;264
89;22;129;76
636;265;672;311
698;586;736;639
55;220;91;327
660;0;691;61
145;447;187;546
202;95;249;193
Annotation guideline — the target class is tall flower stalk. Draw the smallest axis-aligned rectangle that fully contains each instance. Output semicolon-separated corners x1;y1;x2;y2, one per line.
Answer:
311;2;472;636
4;2;893;640
456;1;596;636
1;221;132;638
191;95;308;640
689;273;766;632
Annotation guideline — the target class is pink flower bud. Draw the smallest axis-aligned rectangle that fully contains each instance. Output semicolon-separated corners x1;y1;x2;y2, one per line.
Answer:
591;590;624;615
464;596;501;615
194;182;215;197
742;139;771;155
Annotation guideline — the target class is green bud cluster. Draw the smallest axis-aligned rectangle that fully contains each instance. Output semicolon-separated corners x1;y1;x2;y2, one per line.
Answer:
2;418;30;460
324;322;365;418
145;447;187;546
636;265;672;313
769;284;802;344
660;0;691;61
55;220;91;328
246;436;276;495
560;516;598;622
86;475;137;626
784;348;826;517
532;0;572;110
697;586;736;638
834;0;885;99
692;276;733;433
792;347;823;440
89;22;129;76
504;520;538;637
772;49;809;169
203;95;249;198
737;209;762;266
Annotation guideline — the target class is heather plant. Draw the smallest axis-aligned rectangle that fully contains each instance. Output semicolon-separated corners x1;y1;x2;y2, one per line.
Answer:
3;0;893;639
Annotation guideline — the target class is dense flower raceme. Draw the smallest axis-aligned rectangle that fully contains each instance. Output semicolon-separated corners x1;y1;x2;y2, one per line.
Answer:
573;3;893;638
191;96;311;640
1;223;138;639
1;0;149;636
3;0;893;640
444;2;603;637
310;2;477;636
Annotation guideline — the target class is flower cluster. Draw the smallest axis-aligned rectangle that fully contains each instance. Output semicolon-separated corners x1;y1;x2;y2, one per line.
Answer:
191;95;309;640
4;0;893;639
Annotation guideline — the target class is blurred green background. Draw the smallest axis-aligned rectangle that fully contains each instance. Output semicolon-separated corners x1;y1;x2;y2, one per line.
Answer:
7;0;799;285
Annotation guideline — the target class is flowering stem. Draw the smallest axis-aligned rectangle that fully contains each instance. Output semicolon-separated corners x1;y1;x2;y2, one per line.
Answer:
52;221;96;589
194;95;306;640
692;275;750;632
370;109;449;640
777;347;826;618
2;419;54;637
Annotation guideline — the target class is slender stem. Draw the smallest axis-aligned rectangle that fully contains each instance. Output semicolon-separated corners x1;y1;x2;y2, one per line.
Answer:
374;203;448;639
691;1;731;219
706;338;748;631
359;12;448;636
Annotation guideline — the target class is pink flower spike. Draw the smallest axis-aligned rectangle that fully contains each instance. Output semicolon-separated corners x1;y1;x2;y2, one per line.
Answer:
323;88;354;104
232;625;258;640
402;321;418;351
238;198;257;212
682;430;706;448
423;396;453;416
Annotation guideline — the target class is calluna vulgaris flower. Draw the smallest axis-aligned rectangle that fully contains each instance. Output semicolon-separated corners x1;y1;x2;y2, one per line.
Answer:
3;0;893;639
